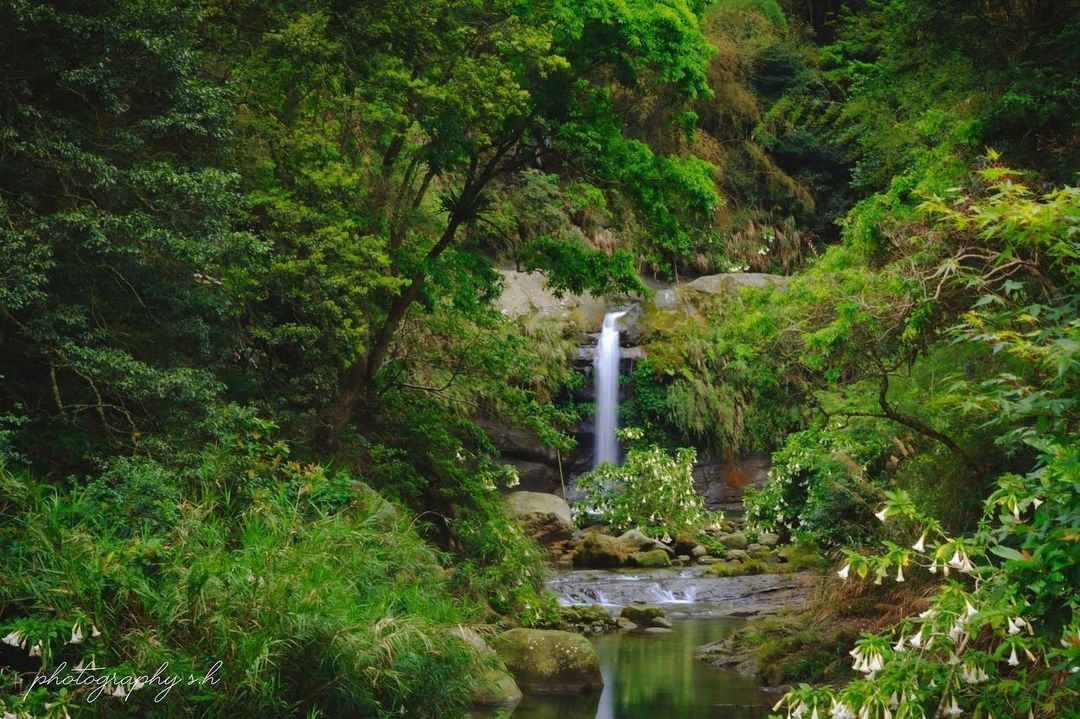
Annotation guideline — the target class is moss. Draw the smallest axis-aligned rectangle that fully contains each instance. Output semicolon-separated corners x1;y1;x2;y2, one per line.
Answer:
704;558;769;576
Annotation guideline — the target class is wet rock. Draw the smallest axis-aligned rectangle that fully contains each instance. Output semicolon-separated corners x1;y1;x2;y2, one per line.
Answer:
676;554;691;563
616;616;638;631
493;628;604;695
690;545;709;558
629;549;671;568
718;531;749;550
726;549;748;561
697;556;721;565
642;626;673;634
650;616;673;629
504;492;572;545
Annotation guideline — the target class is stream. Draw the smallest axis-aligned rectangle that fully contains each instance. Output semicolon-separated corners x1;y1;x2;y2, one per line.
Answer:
475;569;810;719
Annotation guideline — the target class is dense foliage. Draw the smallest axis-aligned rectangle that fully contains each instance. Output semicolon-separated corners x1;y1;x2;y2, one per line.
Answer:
0;0;1075;716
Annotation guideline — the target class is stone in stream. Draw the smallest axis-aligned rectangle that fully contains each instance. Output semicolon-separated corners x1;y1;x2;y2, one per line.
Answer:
629;549;671;568
697;555;721;565
492;628;603;695
620;604;666;625
503;491;572;545
650;616;673;629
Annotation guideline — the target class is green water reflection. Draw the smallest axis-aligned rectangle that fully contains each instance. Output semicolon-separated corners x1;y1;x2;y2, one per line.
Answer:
476;618;773;719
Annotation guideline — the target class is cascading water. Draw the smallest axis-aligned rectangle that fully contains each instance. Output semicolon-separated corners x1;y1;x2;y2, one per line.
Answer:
594;310;627;467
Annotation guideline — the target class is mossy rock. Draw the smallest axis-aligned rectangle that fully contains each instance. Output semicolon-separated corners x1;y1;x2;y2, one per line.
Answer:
629;549;671;567
704;559;769;577
573;533;631;567
493;628;603;695
471;666;523;706
778;542;829;571
620;604;665;624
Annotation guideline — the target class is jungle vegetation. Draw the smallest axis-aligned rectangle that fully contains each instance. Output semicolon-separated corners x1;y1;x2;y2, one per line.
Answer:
0;0;1076;717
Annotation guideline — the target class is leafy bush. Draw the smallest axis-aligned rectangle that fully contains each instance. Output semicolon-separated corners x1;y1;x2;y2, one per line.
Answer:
746;420;895;545
574;429;715;539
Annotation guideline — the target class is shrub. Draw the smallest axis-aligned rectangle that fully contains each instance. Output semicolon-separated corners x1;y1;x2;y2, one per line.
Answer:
574;428;717;539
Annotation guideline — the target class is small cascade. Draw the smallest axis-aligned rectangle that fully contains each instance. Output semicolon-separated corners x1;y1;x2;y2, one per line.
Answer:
594;310;627;466
554;586;613;607
648;584;698;604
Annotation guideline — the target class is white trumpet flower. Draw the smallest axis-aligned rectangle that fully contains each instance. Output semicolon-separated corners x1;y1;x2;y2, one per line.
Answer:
1007;645;1020;666
875;507;889;523
837;563;851;580
70;624;84;644
2;630;22;647
911;533;926;552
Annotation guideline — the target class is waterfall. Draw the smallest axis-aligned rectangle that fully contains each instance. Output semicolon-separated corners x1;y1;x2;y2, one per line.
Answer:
594;310;627;467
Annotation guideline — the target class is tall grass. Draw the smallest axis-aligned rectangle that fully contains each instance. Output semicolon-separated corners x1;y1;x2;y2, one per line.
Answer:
0;462;481;718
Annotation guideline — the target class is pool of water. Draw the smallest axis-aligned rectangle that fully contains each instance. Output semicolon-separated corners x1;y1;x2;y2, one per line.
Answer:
474;618;774;719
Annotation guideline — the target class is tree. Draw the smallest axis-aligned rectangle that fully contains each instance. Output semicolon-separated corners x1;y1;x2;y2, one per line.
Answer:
0;0;253;464
204;0;717;440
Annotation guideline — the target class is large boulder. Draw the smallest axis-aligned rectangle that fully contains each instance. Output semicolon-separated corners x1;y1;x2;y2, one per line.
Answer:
493;629;604;695
504;492;573;545
573;533;632;567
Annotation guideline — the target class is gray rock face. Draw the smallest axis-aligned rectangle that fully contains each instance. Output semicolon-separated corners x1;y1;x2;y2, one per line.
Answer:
504;491;573;545
494;269;608;326
476;417;558;465
505;459;563;494
493;629;604;695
